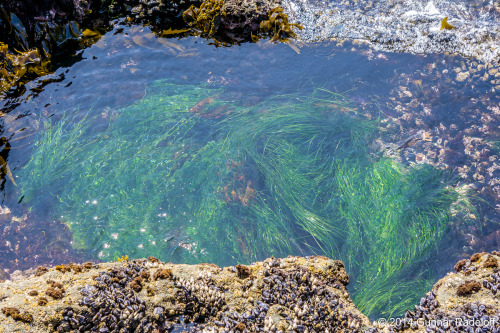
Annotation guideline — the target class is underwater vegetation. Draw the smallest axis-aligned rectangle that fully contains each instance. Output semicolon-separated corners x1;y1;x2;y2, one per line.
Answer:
20;81;474;317
330;158;473;317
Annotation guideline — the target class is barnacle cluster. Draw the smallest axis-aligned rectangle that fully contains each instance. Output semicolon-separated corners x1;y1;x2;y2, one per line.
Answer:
386;253;500;333
56;259;227;332
483;273;500;295
57;261;153;332
55;257;368;332
391;298;498;333
203;259;365;332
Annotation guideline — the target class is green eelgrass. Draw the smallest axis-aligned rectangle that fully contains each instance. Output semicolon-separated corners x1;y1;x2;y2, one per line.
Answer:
19;81;474;317
328;158;470;317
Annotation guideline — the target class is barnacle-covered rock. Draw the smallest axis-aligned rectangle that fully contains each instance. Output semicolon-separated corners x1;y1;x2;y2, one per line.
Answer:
0;256;368;332
381;252;500;333
2;253;500;332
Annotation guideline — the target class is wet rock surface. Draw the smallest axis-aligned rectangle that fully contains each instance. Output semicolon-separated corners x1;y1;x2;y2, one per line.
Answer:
376;251;500;333
281;0;500;63
0;256;368;332
2;253;500;332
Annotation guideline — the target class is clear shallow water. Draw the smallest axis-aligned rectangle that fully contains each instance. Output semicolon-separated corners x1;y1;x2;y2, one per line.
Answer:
0;25;498;318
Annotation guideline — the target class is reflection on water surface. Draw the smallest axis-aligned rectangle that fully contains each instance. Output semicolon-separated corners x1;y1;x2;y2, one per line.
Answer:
0;25;498;318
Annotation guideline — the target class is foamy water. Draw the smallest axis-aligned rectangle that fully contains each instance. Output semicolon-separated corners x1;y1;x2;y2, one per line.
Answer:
283;0;500;62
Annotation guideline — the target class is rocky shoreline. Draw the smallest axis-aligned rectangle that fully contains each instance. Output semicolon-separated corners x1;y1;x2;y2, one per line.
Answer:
1;253;500;332
2;0;498;100
281;0;500;63
0;2;499;331
0;0;298;99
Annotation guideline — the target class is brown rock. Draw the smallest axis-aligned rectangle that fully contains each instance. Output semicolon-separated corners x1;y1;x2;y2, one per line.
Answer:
1;307;19;317
128;277;143;292
1;307;33;323
45;286;65;299
235;322;246;331
69;263;83;273
83;262;93;269
54;264;71;273
148;256;160;263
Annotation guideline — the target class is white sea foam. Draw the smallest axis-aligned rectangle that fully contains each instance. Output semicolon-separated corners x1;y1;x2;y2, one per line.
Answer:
282;0;500;63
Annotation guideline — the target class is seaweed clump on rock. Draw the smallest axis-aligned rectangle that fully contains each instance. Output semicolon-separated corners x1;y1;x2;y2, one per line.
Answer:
182;0;302;44
0;41;48;98
1;307;33;323
255;6;303;42
183;0;226;36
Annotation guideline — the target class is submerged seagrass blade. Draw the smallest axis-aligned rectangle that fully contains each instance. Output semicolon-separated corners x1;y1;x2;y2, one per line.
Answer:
0;155;17;186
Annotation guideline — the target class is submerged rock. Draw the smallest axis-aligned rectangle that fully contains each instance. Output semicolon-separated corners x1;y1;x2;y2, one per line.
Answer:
1;253;500;332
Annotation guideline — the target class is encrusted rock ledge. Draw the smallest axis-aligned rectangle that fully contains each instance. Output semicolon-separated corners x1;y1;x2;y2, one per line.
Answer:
1;253;500;332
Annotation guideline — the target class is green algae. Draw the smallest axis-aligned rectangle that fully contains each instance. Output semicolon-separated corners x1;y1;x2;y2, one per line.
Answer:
331;158;473;317
20;81;474;317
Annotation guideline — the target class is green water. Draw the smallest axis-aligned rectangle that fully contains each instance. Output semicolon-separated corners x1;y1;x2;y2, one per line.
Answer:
20;80;474;317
